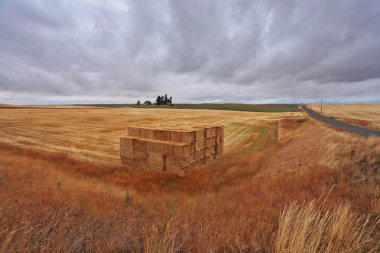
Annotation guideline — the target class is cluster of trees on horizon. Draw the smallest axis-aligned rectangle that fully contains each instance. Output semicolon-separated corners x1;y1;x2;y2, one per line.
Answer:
136;94;173;106
156;94;172;105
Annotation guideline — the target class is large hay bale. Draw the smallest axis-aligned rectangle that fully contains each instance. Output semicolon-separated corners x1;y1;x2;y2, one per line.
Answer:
128;127;141;137
204;147;212;157
217;141;223;152
188;142;195;153
120;156;133;166
215;142;223;158
211;145;216;154
205;126;217;138
205;138;215;148
164;143;175;155
140;128;155;139
216;135;223;145
133;158;147;170
176;157;190;167
173;143;190;157
165;155;180;172
121;124;224;171
188;152;195;163
194;150;205;161
165;155;190;172
147;140;166;153
199;158;206;164
195;141;203;151
147;153;164;171
194;128;205;140
154;129;171;141
215;125;224;136
133;139;148;159
120;137;134;157
171;130;195;143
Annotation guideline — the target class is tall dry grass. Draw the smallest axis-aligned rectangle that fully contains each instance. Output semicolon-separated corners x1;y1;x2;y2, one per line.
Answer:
274;199;379;253
0;122;379;252
143;220;189;253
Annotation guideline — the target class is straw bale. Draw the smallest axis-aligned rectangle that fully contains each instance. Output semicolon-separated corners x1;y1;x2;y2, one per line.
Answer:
154;129;171;141
194;128;205;141
195;141;204;151
194;150;204;161
216;135;223;145
216;143;223;154
128;127;141;137
133;139;148;159
204;147;212;157
177;157;190;167
170;131;182;143
188;142;195;153
140;128;155;139
205;138;215;147
171;130;195;143
164;156;175;171
215;143;223;158
133;138;147;150
173;144;190;157
165;156;182;172
120;137;134;157
215;125;224;136
166;156;190;171
191;161;199;167
188;152;195;163
205;126;216;138
133;158;147;170
120;156;133;166
147;153;164;171
147;140;166;153
164;143;175;155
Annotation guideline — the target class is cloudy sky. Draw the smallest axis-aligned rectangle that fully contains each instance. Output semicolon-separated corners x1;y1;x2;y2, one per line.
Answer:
0;0;379;104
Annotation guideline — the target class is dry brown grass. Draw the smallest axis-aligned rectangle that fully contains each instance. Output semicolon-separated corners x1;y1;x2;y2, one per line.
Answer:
274;199;379;253
0;107;379;252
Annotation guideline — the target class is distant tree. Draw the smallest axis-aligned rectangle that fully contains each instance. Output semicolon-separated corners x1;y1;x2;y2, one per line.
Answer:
154;94;173;106
137;100;140;106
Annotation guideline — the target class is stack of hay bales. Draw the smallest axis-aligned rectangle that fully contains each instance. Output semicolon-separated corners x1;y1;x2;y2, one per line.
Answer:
120;125;224;174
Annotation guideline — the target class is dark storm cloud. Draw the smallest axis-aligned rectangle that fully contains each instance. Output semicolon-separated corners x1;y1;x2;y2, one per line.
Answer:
0;0;380;103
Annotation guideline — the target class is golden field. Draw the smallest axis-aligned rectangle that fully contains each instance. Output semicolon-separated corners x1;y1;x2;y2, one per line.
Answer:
309;104;380;130
0;106;379;252
0;106;301;163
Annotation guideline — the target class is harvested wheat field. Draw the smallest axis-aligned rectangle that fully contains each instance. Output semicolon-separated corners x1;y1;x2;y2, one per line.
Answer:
0;106;301;164
309;104;380;130
0;106;379;252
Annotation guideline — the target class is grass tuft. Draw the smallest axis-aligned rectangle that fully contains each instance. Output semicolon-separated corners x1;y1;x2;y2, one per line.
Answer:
274;199;379;253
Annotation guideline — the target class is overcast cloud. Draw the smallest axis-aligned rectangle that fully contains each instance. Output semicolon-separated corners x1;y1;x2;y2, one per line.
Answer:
0;0;380;104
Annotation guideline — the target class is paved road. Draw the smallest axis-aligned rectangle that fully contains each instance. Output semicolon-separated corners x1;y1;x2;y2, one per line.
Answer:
302;106;380;137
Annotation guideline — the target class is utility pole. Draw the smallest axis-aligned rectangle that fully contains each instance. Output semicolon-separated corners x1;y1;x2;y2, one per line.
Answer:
320;99;323;113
